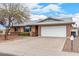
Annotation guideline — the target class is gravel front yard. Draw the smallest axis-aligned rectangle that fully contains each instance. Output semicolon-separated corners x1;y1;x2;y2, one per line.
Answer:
0;37;78;56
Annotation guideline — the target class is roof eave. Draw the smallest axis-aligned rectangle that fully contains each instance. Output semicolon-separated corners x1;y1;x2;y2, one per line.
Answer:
25;22;75;26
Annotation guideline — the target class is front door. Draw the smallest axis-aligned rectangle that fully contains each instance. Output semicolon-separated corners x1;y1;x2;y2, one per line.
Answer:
35;26;38;36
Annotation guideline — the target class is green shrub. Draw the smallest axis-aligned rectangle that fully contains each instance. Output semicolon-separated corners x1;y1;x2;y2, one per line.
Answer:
18;32;30;36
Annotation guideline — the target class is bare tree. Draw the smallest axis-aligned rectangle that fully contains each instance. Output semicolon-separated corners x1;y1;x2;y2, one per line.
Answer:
0;3;30;40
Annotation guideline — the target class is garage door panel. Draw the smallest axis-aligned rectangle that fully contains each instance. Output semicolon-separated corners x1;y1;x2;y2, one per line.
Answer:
41;26;66;37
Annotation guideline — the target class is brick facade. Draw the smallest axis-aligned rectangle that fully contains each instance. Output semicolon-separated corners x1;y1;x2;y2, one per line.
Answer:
30;26;36;36
10;24;72;37
30;24;72;37
10;26;24;33
18;26;24;32
66;24;72;37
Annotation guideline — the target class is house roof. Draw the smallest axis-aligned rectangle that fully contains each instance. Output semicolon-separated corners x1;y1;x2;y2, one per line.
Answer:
26;17;75;25
13;17;75;26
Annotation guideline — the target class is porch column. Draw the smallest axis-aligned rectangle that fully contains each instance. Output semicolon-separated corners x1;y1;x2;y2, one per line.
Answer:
38;26;41;36
30;26;36;36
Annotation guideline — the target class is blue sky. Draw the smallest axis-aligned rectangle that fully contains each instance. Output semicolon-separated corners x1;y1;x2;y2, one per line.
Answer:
27;3;79;18
26;3;79;25
38;3;79;14
59;3;79;14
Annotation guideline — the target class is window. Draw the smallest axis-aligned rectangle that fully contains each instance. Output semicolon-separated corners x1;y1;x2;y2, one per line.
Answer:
24;26;30;32
15;27;19;32
71;31;76;38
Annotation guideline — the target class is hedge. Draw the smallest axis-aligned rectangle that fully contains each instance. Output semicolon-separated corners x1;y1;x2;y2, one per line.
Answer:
18;32;30;36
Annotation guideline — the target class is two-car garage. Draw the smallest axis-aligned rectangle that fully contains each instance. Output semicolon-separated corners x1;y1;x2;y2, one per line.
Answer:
41;26;66;37
29;18;74;37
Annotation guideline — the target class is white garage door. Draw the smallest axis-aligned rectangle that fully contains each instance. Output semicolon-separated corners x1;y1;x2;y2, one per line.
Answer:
41;26;66;37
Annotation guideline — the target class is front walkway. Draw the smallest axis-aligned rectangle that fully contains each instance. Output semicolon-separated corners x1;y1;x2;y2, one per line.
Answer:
0;37;78;56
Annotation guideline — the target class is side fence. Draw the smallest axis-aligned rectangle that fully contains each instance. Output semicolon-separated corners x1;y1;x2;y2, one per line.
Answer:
63;37;79;52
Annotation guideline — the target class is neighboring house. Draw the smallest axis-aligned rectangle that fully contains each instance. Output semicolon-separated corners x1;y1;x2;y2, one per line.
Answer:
0;24;6;35
71;24;78;37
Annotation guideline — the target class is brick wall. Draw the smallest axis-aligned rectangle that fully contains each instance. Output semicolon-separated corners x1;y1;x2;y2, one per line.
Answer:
18;26;24;32
10;26;24;32
30;26;36;36
62;24;78;52
66;24;72;37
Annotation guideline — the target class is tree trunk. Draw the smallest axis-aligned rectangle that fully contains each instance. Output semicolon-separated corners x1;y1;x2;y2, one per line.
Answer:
4;29;10;40
4;16;13;40
78;27;79;37
5;32;8;40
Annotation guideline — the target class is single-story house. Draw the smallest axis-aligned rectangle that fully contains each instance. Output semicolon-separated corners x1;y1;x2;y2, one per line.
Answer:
0;17;75;37
11;17;75;37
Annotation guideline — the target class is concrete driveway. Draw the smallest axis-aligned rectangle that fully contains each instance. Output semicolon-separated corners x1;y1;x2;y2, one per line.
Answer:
0;37;79;56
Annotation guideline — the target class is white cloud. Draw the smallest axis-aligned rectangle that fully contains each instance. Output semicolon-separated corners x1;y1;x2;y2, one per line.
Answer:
58;3;63;5
42;4;61;12
73;13;79;18
72;13;79;26
26;3;43;13
57;14;73;18
26;3;63;14
26;3;42;9
26;4;61;21
30;15;47;20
